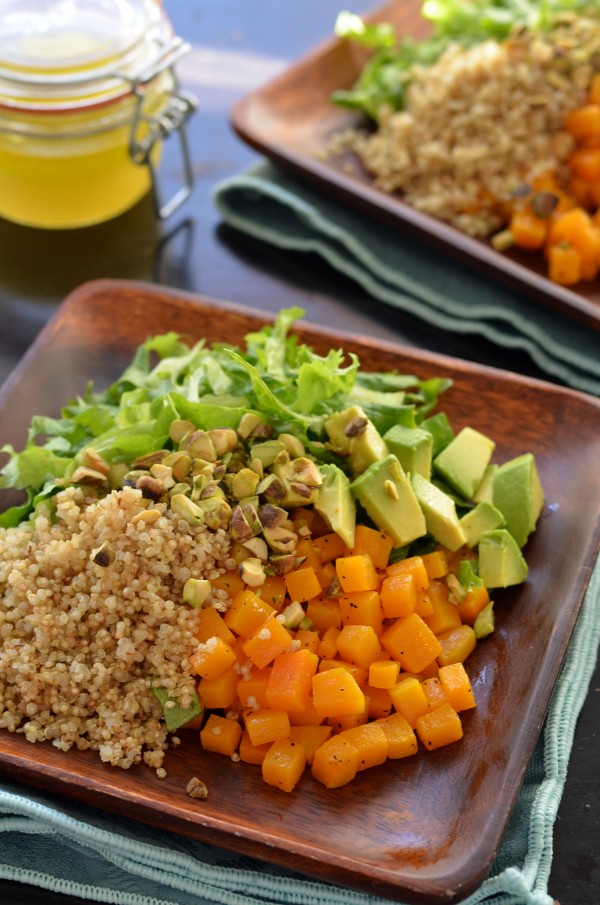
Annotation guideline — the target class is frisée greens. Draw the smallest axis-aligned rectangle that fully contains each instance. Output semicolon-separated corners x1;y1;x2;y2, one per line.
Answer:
0;308;450;528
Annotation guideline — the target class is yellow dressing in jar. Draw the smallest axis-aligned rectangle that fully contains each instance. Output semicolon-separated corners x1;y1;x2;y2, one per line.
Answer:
0;0;197;229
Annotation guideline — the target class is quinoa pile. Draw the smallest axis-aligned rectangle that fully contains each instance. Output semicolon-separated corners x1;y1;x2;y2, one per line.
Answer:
0;485;231;772
329;17;600;237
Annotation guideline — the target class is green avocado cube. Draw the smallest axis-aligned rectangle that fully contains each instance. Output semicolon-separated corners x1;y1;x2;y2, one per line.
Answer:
492;453;544;548
411;472;466;552
351;454;426;548
384;424;433;479
478;529;528;588
314;463;356;549
324;405;389;475
473;465;498;503
459;501;506;548
433;426;496;500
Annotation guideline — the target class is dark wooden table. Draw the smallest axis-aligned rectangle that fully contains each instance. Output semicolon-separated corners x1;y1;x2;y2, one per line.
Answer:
0;2;597;903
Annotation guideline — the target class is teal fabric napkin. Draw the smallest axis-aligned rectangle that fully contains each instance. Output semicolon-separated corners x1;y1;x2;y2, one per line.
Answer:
0;556;598;905
213;161;600;397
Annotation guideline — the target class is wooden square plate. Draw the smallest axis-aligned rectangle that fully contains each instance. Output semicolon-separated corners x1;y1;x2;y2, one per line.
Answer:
231;0;600;333
0;279;599;904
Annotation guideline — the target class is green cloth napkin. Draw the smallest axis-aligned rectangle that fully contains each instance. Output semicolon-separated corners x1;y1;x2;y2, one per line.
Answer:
0;557;598;905
213;161;600;397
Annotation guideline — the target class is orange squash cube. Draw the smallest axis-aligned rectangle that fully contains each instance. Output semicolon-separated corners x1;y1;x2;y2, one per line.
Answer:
285;566;322;603
438;662;477;712
200;714;242;756
209;570;246;601
295;628;320;653
224;590;275;637
386;555;429;592
197;665;239;710
336;624;381;669
388;675;429;728
457;584;490;625
338;722;388;771
241;614;292;669
317;625;341;659
189;636;237;681
312;667;365;719
195;606;237;646
366;687;393;720
416;702;463;751
312;531;348;563
380;571;418;619
311;736;359;788
255;575;287;609
305;596;342;632
318;658;367;688
244;707;291;747
421;677;448;710
421;549;449;580
437;625;477;666
368;659;400;690
351;525;394;570
422;580;462;636
381;613;442;674
239;729;272;765
237;666;272;710
376;712;419;759
289;724;333;764
335;553;379;593
262;738;307;792
338;590;384;635
265;649;319;713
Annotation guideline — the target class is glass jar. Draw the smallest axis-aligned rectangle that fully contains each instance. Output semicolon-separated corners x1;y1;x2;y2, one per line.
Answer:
0;0;197;229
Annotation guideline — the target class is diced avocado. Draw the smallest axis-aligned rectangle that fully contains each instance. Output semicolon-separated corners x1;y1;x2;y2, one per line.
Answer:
383;424;433;479
478;529;528;588
459;501;506;548
324;405;389;475
421;411;455;457
314;463;356;549
474;601;495;638
433;426;496;500
351;454;426;548
473;465;497;503
410;472;466;552
492;453;544;548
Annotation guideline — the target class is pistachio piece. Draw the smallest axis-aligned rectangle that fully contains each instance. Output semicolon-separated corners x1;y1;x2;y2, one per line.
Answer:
281;600;305;628
241;501;262;536
236;413;263;440
136;474;165;501
109;462;130;489
249;440;285;468
83;448;111;476
195;497;232;530
70;466;110;488
269;553;297;575
150;463;176;489
256;474;286;500
263;525;298;554
90;541;116;567
288;482;313;499
258;504;288;529
133;450;167;469
291;457;322;487
169;419;196;445
170;494;205;526
163;451;192;481
248;457;264;478
185;431;217;463
344;416;368;438
207;428;238;457
183;578;211;608
238;557;266;587
278;433;305;458
249;422;274;439
229;505;254;542
231;468;260;500
242;536;269;561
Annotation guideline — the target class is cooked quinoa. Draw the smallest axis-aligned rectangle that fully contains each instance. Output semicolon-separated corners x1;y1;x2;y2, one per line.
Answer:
0;485;231;772
329;20;600;237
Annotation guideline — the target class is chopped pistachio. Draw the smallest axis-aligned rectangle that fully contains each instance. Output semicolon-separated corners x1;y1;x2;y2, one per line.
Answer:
195;497;232;530
258;504;288;529
131;508;162;526
169;419;196;445
207;428;239;457
185;431;217;462
263;525;297;554
281;600;305;628
231;468;260;500
291;457;322;487
242;536;269;560
83;448;111;476
249;440;285;468
269;553;297;575
163;451;192;481
70;466;110;487
236;412;263;440
229;505;254;542
150;463;176;489
183;578;211;608
239;557;267;587
278;433;305;458
170;494;205;526
90;541;116;567
384;479;400;500
133;450;167;469
136;474;165;501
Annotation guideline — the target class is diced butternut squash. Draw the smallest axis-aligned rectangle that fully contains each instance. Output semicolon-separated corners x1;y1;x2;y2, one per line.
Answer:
209;570;246;601
457;584;490;625
386;555;429;592
305;596;342;632
422;580;462;636
421;550;449;580
376;712;419;759
366;687;393;720
289;724;333;764
335;553;379;593
312;532;348;564
224;590;275;637
338;722;388;771
352;525;394;570
438;663;477;712
265;649;319;712
338;590;383;635
255;575;287;609
380;613;442;674
237;666;272;710
262;738;307;792
548;242;582;286
239;729;272;765
437;624;477;666
336;624;381;669
195;606;237;646
190;636;237;681
198;665;239;710
388;675;429;728
242;614;292;669
317;625;341;660
311;736;359;788
368;659;400;690
380;571;418;619
244;707;291;747
421;677;448;710
295;628;320;653
416;702;463;751
312;667;366;719
200;714;242;756
285;566;322;603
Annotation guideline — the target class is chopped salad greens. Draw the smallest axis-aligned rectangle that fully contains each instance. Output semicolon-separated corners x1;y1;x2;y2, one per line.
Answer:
332;0;598;120
0;308;450;528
